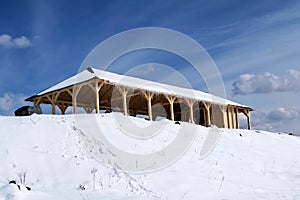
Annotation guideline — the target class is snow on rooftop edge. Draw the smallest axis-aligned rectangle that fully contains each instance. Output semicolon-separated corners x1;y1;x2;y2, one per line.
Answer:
31;67;250;108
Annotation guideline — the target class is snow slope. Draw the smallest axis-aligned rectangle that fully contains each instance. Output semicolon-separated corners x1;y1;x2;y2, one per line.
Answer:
0;114;299;200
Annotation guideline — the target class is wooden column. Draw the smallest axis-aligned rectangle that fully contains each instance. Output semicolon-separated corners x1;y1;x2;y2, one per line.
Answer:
53;93;60;115
185;99;195;124
143;91;154;121
246;109;251;130
203;102;211;127
51;103;56;114
227;107;231;128
94;80;104;114
123;89;128;116
147;92;154;121
230;107;234;128
95;87;100;114
241;109;251;130
235;107;239;129
73;85;82;114
45;95;56;114
118;87;129;116
220;105;228;128
46;93;60;115
165;96;176;121
73;95;77;114
190;103;194;123
170;100;174;121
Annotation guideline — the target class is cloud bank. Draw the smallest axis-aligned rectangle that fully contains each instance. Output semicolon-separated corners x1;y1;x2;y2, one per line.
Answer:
246;107;300;134
232;69;300;95
0;34;31;48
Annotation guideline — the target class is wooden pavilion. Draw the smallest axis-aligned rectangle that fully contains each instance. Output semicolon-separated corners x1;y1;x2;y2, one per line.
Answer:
26;67;253;129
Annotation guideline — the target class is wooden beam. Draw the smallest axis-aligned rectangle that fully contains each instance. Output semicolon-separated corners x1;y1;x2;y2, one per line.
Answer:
83;107;94;113
45;94;57;115
58;103;69;115
33;97;42;107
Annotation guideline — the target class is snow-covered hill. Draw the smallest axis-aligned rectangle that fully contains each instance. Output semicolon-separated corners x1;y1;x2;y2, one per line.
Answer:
0;113;299;200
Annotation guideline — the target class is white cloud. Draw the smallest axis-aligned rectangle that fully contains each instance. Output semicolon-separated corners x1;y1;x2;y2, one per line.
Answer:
268;107;299;121
0;34;31;48
0;92;27;115
288;69;300;80
249;108;300;134
232;69;300;95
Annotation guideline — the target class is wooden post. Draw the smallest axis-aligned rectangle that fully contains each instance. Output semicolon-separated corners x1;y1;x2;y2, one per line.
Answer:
189;103;194;123
203;102;211;127
118;87;129;116
240;108;251;130
218;105;227;128
95;88;100;114
65;89;73;114
170;101;174;121
230;107;234;128
52;92;60;115
246;109;251;130
94;80;104;114
226;107;230;128
73;86;81;114
123;91;128;116
73;95;77;114
147;93;154;121
185;99;195;124
142;91;154;121
165;96;176;121
235;107;239;129
51;102;56;115
46;94;57;115
207;105;211;126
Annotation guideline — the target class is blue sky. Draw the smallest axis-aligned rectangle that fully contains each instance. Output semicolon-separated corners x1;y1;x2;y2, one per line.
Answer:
0;0;299;134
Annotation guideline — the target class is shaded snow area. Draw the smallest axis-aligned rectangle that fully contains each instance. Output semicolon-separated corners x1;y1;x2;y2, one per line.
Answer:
0;113;300;199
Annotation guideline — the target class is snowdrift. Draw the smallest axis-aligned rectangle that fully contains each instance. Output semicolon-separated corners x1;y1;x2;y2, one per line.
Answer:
0;114;299;200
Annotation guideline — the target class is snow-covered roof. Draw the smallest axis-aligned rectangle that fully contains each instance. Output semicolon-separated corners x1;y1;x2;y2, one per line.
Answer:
28;67;252;109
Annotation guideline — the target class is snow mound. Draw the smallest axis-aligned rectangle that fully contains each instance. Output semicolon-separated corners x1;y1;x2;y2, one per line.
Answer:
0;113;299;199
0;184;21;200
